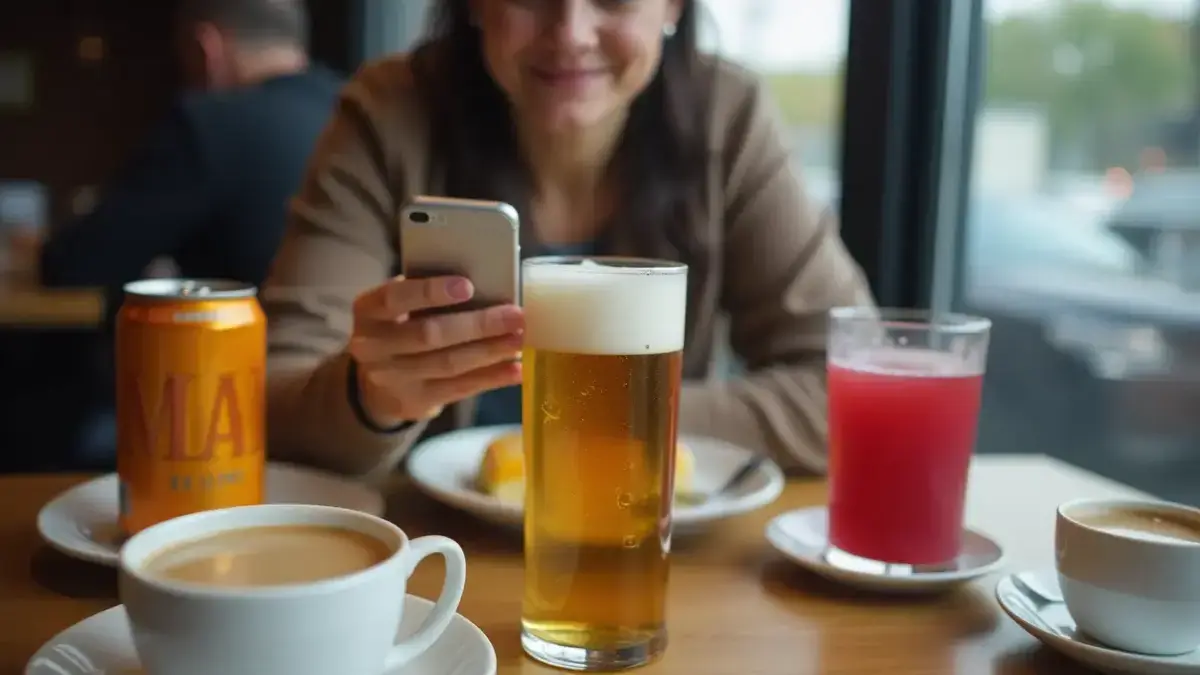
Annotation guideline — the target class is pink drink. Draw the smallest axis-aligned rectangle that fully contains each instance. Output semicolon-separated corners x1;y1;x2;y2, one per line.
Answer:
827;348;984;565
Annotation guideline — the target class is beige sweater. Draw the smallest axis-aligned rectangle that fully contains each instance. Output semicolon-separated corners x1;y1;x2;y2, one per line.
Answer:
260;53;874;480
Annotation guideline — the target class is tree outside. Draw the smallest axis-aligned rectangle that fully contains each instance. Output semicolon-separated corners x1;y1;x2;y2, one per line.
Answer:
986;0;1193;172
758;0;1198;174
763;69;844;130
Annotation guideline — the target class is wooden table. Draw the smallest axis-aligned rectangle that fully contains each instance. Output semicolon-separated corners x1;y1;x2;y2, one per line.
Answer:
0;273;103;327
0;455;1150;674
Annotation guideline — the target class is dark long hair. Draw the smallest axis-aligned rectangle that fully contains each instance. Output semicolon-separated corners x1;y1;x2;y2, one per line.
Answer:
411;0;711;265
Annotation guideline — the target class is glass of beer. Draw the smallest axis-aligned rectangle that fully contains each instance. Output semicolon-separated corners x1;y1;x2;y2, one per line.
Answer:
520;256;686;671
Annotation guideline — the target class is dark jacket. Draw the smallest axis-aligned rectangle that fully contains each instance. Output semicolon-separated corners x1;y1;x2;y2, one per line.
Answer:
40;67;343;294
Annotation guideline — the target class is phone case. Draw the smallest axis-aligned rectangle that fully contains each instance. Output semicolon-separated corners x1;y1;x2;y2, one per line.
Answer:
400;197;520;311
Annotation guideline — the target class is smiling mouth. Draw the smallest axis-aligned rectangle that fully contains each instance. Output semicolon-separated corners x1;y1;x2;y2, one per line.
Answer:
529;68;607;88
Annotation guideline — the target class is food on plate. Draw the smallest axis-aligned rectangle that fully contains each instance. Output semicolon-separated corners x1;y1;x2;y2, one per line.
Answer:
477;431;696;504
476;431;525;504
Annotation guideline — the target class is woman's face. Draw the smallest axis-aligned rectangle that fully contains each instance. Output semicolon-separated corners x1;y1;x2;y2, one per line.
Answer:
472;0;683;136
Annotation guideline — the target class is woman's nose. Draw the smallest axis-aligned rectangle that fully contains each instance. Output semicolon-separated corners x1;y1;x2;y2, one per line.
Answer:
551;0;602;50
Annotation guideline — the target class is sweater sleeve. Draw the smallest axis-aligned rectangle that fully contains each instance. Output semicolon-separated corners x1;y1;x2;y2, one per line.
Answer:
678;70;875;475
261;60;429;479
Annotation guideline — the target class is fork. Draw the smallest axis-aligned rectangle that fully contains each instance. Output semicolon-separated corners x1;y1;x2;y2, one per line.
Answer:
674;456;767;506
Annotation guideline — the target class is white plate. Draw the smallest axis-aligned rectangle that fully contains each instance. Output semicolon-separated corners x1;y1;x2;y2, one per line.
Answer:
996;571;1200;675
765;506;1006;594
25;596;496;675
37;463;385;567
406;424;785;530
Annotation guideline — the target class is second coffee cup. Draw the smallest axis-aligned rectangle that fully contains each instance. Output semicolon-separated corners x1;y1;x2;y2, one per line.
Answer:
1055;498;1200;655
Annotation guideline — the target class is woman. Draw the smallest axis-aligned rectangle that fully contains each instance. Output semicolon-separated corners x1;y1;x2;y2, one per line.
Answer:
262;0;872;478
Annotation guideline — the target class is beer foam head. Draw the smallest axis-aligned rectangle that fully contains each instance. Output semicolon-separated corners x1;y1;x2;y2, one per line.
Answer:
523;259;687;355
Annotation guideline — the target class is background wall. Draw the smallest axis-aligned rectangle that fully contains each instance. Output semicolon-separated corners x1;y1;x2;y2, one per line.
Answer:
0;0;358;234
0;1;179;230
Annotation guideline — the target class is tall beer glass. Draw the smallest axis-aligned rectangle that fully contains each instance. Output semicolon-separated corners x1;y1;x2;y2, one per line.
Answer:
520;256;686;671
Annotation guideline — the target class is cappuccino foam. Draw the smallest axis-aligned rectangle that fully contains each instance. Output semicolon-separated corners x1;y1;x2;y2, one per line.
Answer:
1077;507;1200;545
142;525;392;587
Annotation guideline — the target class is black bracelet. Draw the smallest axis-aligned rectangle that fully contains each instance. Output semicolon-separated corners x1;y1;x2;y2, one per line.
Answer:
346;358;414;434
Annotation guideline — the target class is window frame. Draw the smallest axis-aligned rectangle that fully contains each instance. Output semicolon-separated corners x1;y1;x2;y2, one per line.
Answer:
838;0;984;310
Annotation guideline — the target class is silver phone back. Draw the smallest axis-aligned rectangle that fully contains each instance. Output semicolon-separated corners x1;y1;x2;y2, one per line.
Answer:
400;196;520;308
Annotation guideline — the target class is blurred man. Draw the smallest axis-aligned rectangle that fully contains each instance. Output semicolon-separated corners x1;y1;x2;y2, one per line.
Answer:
34;0;342;470
40;0;342;292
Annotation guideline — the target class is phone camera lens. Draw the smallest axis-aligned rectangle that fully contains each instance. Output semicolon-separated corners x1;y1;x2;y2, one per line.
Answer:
410;211;431;224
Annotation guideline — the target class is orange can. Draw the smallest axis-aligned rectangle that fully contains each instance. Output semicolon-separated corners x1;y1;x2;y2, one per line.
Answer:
116;279;266;536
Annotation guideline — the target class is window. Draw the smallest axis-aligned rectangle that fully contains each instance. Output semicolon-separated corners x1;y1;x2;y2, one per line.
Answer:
699;1;848;376
949;0;1200;505
701;0;847;212
360;0;431;60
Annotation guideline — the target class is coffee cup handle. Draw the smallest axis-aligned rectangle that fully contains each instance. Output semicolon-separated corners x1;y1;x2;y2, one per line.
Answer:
383;535;468;669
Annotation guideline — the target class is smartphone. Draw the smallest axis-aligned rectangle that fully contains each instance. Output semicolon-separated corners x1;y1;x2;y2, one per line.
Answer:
400;196;520;314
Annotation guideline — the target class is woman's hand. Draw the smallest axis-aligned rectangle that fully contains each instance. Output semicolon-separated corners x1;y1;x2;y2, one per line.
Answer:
348;275;524;427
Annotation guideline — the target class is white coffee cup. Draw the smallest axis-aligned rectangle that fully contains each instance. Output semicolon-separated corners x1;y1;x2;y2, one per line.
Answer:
118;504;468;675
1055;498;1200;655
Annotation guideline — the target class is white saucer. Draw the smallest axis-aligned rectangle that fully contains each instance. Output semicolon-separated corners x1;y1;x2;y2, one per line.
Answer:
406;424;785;532
765;506;1006;594
37;463;385;567
25;596;497;675
996;571;1200;675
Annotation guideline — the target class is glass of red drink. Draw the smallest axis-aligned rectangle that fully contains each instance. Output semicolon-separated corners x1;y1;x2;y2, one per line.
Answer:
827;307;991;566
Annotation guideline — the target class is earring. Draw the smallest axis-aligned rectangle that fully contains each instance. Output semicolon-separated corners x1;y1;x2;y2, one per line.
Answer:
662;23;677;38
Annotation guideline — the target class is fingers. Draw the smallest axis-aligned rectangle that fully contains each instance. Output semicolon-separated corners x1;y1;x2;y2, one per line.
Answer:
350;274;525;425
361;360;522;423
422;361;523;405
364;334;523;381
350;304;524;362
354;275;474;323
